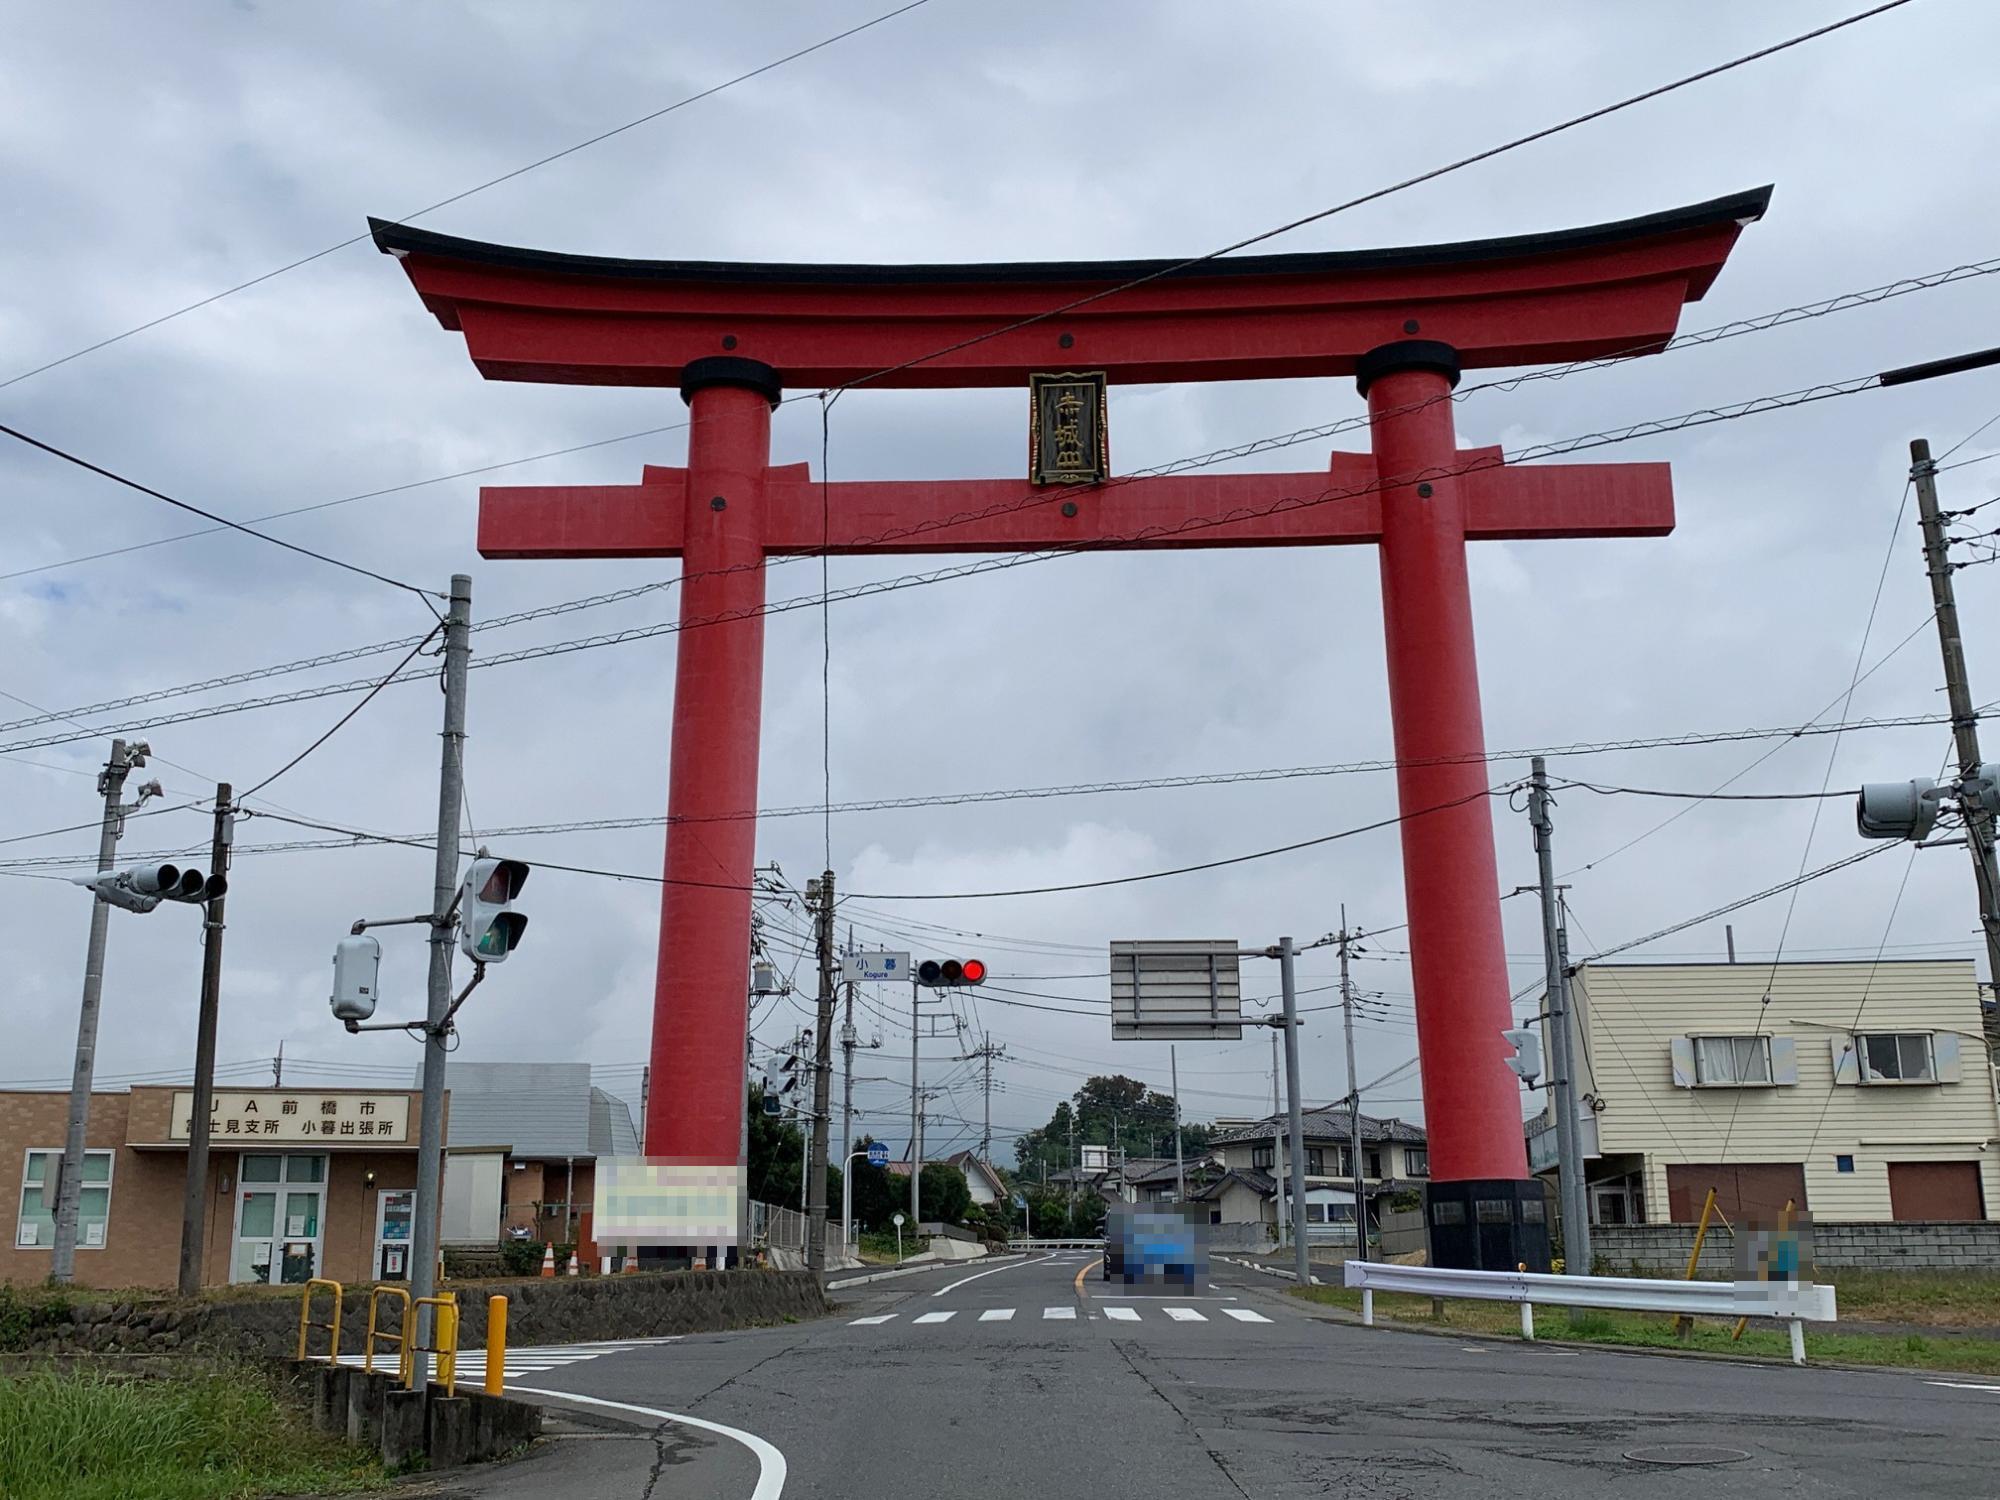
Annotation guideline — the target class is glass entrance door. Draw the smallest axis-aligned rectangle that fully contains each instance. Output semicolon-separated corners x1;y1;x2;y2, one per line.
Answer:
375;1189;414;1280
231;1154;326;1284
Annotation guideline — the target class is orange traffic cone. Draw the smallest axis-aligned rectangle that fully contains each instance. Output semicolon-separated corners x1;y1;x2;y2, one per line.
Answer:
540;1243;555;1278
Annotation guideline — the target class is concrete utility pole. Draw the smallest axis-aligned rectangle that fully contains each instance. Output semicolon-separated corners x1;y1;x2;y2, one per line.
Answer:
50;738;142;1282
411;574;471;1380
1170;1045;1185;1202
1272;936;1311;1288
1337;911;1366;1262
806;869;837;1270
914;1094;928;1223
1529;756;1591;1279
963;1035;1005;1162
840;968;856;1250
1912;438;2000;986
910;972;921;1229
1269;1029;1287;1250
177;783;235;1297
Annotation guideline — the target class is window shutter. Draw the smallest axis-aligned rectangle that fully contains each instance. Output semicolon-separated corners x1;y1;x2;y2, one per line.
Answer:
1670;1037;1697;1088
1934;1032;1962;1083
1829;1036;1861;1086
1770;1036;1799;1086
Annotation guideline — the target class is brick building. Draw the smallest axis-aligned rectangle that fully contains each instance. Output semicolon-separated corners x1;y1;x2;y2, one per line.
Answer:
1;1084;432;1291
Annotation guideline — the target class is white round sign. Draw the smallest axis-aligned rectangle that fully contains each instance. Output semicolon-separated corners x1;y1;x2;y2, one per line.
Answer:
892;1212;906;1226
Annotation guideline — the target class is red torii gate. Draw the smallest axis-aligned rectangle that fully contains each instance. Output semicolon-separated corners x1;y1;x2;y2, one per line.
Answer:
374;187;1766;1263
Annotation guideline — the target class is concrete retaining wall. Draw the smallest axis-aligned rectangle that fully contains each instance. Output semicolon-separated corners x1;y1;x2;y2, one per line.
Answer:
12;1268;831;1358
1592;1221;2000;1274
1207;1222;1273;1252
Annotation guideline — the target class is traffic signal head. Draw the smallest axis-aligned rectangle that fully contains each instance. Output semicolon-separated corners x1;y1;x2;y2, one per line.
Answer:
72;863;224;913
459;856;529;963
1502;1026;1543;1086
917;957;986;988
1962;762;2000;819
1856;778;1939;842
330;935;382;1024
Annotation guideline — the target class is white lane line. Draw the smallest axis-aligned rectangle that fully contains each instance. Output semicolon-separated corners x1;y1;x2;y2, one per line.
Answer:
913;1310;957;1324
512;1387;786;1500
978;1308;1015;1322
849;1314;897;1325
1163;1307;1206;1322
1928;1381;2000;1393
1221;1308;1271;1323
1103;1306;1142;1322
1043;1306;1076;1320
932;1254;1046;1296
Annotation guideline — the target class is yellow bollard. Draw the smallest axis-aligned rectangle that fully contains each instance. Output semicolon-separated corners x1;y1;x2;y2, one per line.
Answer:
364;1285;412;1381
485;1295;508;1396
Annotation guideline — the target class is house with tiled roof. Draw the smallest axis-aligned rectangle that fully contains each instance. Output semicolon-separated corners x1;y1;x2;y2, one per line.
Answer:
1204;1106;1428;1238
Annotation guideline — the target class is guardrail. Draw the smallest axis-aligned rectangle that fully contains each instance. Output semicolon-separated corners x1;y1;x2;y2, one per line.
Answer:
1343;1260;1837;1365
364;1285;413;1384
1006;1238;1106;1251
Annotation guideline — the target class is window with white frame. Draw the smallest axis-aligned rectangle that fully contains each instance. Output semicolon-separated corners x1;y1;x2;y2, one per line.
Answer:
1694;1035;1773;1086
1404;1148;1429;1178
1858;1032;1934;1083
17;1149;112;1249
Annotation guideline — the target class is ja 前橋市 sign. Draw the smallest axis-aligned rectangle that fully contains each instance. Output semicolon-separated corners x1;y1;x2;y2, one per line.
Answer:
168;1090;411;1145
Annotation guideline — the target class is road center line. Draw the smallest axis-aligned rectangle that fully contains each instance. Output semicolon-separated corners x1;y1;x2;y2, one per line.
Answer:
510;1386;787;1500
933;1253;1046;1297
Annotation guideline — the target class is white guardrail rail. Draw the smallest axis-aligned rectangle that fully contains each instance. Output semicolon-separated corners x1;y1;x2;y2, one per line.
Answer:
1006;1239;1106;1251
1343;1260;1838;1365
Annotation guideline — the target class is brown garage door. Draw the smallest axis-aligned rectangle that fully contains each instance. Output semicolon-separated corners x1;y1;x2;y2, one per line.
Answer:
1666;1163;1807;1223
1888;1162;1985;1221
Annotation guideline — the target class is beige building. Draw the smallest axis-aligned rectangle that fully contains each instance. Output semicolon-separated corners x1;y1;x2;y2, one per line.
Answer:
1529;960;2000;1226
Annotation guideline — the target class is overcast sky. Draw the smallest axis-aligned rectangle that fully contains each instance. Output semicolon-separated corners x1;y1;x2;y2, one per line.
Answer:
6;1;1998;1166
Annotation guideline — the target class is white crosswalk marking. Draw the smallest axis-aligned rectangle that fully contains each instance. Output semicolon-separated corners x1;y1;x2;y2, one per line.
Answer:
850;1314;897;1325
1103;1306;1141;1322
1043;1306;1076;1320
337;1336;677;1382
913;1310;956;1324
1162;1307;1206;1322
1222;1308;1272;1323
978;1308;1015;1322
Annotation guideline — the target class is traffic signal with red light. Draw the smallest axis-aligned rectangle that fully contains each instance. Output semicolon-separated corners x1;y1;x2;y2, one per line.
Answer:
917;958;986;988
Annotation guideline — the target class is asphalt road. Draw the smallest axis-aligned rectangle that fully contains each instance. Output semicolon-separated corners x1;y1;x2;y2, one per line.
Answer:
469;1251;2000;1498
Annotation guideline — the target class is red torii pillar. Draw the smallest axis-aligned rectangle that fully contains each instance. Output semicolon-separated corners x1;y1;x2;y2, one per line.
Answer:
374;187;1766;1266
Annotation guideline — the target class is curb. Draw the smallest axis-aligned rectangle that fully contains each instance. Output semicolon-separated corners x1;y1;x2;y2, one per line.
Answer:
827;1254;1022;1292
1218;1254;1327;1287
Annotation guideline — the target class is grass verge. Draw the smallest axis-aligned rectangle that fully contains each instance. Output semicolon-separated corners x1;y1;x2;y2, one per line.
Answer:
0;1367;386;1500
1290;1285;2000;1375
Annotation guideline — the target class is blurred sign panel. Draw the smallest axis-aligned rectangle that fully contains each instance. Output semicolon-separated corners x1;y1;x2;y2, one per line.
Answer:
1110;940;1242;1040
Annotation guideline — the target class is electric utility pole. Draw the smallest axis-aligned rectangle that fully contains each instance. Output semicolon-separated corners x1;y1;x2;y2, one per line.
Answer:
1912;438;2000;985
840;964;856;1248
410;573;471;1380
177;783;235;1296
1170;1045;1185;1202
963;1035;1005;1161
1337;911;1366;1262
1269;1029;1287;1250
50;738;146;1282
1529;756;1591;1278
1269;936;1311;1288
806;870;837;1270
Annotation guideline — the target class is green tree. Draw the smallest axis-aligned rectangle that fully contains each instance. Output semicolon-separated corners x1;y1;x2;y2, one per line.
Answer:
748;1084;804;1208
919;1162;972;1223
846;1137;898;1230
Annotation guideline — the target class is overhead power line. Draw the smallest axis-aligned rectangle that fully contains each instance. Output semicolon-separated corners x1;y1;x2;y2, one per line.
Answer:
0;357;1945;756
0;423;440;602
0;0;936;392
824;0;1918;393
2;706;1983;871
10;239;1990;596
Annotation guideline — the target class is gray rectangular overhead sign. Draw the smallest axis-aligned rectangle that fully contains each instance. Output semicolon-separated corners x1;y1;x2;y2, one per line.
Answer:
1110;940;1243;1040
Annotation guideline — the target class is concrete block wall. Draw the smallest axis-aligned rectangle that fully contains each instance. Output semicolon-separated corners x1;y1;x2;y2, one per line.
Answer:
1591;1221;2000;1274
11;1268;832;1357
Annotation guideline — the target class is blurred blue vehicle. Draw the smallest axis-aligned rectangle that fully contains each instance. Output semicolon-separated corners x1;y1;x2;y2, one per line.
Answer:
1103;1205;1207;1288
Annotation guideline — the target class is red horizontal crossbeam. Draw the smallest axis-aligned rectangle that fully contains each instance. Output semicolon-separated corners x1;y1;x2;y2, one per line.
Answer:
476;449;1671;559
378;189;1768;390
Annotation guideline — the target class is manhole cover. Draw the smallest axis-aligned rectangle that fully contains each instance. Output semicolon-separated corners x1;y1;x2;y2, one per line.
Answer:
1625;1445;1752;1467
